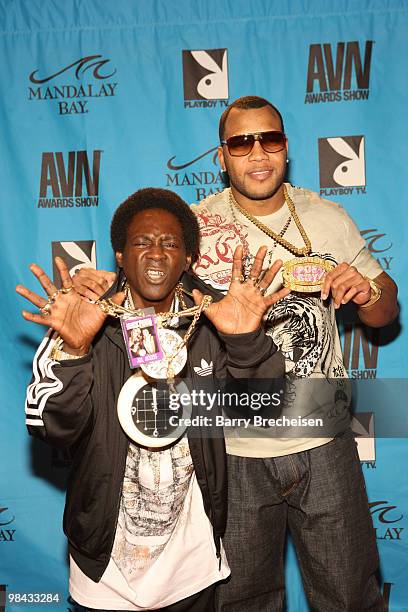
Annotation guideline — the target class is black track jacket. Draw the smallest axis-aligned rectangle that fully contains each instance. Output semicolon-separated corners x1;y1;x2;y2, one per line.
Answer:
25;271;284;581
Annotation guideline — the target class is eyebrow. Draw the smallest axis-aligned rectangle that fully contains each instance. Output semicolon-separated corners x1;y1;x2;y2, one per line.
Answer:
130;232;182;240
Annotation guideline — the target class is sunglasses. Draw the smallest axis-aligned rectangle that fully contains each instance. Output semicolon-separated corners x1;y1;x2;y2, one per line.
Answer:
221;130;287;157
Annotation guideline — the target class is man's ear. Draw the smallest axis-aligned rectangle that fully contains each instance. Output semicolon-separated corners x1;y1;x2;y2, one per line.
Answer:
116;252;123;268
185;255;192;271
217;146;226;172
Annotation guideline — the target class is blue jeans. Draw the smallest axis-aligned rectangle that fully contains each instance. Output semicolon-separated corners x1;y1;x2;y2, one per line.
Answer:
216;430;384;611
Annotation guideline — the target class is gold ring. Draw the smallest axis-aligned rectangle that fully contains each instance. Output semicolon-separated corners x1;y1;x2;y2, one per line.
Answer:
49;290;60;302
60;286;73;294
40;302;52;315
232;275;244;282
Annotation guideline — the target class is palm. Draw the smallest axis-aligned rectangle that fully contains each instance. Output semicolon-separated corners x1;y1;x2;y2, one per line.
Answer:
194;246;290;335
40;290;107;349
16;258;123;352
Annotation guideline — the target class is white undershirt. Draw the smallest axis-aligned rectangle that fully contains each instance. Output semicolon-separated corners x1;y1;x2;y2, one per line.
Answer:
69;438;229;610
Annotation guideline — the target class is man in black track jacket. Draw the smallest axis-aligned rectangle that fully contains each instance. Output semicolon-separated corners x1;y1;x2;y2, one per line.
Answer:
18;188;288;612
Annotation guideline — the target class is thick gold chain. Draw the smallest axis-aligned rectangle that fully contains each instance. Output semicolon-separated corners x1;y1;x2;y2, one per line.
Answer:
96;283;212;383
96;283;206;322
229;184;312;256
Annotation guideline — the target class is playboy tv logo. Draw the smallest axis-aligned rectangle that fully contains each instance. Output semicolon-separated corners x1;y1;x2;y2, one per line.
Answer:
318;136;366;196
305;41;373;104
52;241;96;286
38;150;102;209
351;412;375;462
182;49;229;108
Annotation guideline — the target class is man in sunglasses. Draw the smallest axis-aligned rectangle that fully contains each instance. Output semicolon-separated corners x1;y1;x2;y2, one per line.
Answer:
190;95;398;611
73;96;398;611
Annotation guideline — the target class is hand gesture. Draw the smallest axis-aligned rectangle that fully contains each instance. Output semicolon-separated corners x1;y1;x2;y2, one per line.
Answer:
193;245;290;334
16;257;124;355
321;262;372;309
71;267;116;301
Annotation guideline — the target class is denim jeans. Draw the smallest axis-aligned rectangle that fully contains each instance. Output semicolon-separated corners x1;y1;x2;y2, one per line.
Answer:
216;430;384;611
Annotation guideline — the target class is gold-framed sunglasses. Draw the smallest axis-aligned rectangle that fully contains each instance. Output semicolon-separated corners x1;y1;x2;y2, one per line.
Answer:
221;130;287;156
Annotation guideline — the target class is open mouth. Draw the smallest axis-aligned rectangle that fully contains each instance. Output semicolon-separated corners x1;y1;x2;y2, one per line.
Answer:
144;268;167;283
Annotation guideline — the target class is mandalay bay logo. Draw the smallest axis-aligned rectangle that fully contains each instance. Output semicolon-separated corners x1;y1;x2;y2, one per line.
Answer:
165;146;226;202
28;55;118;115
361;229;394;272
0;506;16;543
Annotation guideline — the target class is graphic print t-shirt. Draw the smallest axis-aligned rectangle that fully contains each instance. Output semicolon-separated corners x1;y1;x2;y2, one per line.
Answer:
191;184;383;457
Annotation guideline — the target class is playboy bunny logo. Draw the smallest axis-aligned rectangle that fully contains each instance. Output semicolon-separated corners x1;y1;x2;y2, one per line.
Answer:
52;240;96;286
351;412;375;462
318;135;366;188
182;49;229;101
190;51;228;99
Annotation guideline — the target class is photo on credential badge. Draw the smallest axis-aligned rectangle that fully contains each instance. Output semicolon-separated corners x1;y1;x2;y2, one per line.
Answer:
121;315;163;368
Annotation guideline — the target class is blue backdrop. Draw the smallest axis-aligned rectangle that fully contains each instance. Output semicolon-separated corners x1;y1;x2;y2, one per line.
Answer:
1;1;407;610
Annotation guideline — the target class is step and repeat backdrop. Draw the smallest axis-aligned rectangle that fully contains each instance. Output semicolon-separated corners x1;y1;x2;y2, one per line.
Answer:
1;1;407;610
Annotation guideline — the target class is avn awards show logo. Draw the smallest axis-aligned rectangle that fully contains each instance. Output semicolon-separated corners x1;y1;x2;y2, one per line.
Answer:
369;500;404;542
52;241;97;287
182;49;229;109
0;506;16;543
38;150;102;209
305;41;373;104
342;323;379;379
28;54;118;115
361;229;394;272
318;135;366;197
166;146;225;201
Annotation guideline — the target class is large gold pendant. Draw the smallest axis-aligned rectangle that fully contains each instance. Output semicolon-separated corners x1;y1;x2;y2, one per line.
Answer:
282;257;334;293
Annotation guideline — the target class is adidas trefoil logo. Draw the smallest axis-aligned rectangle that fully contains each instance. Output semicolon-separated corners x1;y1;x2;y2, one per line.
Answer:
193;359;213;376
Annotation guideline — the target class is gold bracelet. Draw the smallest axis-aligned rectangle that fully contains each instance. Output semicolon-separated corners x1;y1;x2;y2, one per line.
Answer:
359;277;382;309
49;336;88;361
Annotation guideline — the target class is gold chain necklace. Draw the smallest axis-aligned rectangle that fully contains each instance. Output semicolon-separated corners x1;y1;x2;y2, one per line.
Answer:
229;184;312;256
99;283;203;323
96;283;212;383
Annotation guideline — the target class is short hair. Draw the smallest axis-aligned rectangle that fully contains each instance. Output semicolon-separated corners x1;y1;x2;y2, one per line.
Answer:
219;95;285;141
110;188;200;260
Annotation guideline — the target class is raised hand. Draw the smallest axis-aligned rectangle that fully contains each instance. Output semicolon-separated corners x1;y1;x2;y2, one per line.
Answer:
72;267;116;301
16;257;124;355
193;245;290;335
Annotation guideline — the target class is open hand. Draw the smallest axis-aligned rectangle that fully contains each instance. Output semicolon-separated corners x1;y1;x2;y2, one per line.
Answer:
193;245;290;334
16;257;124;354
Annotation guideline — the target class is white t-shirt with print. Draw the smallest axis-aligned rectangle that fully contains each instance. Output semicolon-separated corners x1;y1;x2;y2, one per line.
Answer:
69;437;229;610
191;184;383;458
